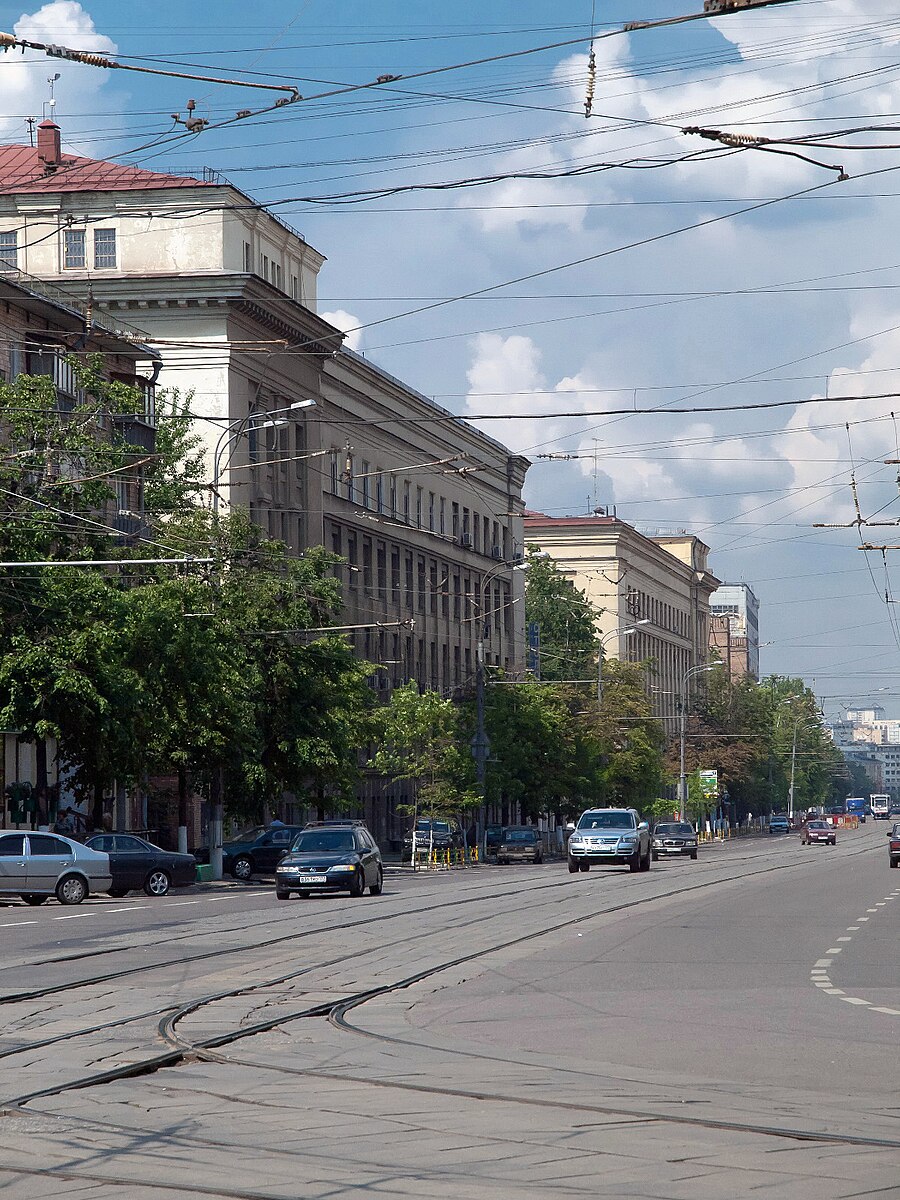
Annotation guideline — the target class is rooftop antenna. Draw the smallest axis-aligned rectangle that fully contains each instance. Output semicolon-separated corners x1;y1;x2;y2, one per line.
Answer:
43;73;60;121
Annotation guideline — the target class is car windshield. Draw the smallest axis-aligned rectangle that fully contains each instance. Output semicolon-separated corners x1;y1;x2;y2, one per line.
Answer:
808;821;827;829
233;826;267;843
503;830;536;842
415;821;450;834
655;824;693;836
292;831;355;853
578;811;635;830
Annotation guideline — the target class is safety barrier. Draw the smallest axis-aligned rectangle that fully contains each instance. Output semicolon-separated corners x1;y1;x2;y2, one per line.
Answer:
412;845;480;870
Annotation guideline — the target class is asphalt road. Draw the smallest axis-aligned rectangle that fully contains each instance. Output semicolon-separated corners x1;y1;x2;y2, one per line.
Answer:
0;822;896;1199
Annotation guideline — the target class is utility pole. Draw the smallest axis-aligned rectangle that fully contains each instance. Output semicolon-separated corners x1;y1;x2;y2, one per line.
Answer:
679;663;715;822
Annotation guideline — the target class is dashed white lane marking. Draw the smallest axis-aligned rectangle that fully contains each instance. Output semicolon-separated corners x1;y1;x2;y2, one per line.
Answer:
0;920;37;928
53;913;94;920
811;888;897;1017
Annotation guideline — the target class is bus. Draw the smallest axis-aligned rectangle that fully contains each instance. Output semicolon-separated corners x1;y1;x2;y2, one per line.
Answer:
870;794;891;820
846;796;866;823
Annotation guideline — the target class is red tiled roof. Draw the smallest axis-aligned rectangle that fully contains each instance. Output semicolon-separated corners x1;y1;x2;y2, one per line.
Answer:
0;143;214;195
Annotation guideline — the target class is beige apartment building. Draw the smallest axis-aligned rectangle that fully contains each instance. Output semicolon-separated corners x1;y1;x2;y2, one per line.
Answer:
523;512;720;726
0;121;528;842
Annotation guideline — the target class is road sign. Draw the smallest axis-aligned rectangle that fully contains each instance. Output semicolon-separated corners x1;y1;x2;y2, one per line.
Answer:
699;769;718;799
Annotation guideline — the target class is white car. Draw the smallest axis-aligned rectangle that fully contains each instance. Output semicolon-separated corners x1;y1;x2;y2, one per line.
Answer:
0;831;111;905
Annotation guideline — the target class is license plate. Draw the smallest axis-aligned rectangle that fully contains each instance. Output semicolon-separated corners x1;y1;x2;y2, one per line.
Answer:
296;875;328;884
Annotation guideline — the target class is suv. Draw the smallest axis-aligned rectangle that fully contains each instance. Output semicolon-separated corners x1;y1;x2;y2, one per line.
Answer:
567;808;651;873
497;827;543;865
275;820;383;899
402;818;464;861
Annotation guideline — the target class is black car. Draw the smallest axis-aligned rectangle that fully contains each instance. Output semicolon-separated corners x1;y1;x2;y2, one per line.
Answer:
84;834;197;897
651;822;698;861
275;821;383;899
196;824;305;880
401;818;464;861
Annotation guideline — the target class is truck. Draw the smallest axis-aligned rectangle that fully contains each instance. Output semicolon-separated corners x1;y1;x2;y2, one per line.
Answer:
846;796;867;823
870;794;891;820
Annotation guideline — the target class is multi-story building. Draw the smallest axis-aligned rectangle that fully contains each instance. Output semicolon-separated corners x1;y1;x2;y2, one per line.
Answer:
0;121;529;842
709;583;760;680
522;511;720;726
0;267;159;830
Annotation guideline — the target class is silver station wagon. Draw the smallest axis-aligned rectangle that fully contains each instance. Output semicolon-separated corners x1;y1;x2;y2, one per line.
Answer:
0;831;111;905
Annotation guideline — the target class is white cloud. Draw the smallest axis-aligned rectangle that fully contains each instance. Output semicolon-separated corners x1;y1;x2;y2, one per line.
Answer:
321;308;364;353
0;3;117;147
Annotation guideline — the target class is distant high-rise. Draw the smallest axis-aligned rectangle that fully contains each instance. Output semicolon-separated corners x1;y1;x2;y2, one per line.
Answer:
709;583;760;681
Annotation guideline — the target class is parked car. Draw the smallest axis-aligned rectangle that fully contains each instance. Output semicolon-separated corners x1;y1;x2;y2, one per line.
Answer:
275;820;383;899
401;818;464;861
801;820;836;847
0;831;111;906
567;808;651;873
497;827;543;865
194;824;305;880
485;823;503;860
651;822;698;861
887;825;900;868
769;815;791;834
84;834;197;896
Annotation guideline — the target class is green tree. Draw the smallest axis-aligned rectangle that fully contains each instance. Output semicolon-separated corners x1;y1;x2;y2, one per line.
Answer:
524;547;598;683
371;682;478;836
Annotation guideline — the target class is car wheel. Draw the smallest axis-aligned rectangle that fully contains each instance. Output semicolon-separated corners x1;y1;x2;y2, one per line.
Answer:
830;839;836;846
640;845;651;871
651;851;659;862
629;851;641;873
22;894;47;906
275;887;291;900
56;875;87;906
370;867;384;896
349;868;365;897
579;862;590;873
568;858;579;874
231;856;253;881
108;888;129;898
690;850;698;860
891;859;898;868
535;854;542;865
144;870;171;897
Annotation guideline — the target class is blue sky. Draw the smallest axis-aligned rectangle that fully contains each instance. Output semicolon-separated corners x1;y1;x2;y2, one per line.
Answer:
4;0;900;714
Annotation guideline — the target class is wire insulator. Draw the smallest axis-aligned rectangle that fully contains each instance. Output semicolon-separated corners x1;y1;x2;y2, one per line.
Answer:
584;46;596;119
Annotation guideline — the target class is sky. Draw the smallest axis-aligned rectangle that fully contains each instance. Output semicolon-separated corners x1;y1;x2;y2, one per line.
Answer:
3;0;900;717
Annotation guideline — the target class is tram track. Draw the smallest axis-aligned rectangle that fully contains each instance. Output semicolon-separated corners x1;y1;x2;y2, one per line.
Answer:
4;835;890;1169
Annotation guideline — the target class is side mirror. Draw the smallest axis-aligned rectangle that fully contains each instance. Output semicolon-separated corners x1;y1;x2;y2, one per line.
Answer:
565;822;575;832
638;821;649;831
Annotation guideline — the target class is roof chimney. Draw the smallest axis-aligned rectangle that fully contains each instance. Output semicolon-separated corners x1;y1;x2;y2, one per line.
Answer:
37;120;61;169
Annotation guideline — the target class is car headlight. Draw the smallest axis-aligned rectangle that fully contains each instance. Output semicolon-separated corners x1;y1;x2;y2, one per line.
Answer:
652;838;661;847
328;864;356;872
620;836;637;845
569;836;584;844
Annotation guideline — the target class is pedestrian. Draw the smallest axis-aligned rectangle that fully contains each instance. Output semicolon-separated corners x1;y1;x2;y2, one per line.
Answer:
269;817;285;828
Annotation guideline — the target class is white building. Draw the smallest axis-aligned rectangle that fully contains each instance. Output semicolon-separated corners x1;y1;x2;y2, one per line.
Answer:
709;583;760;681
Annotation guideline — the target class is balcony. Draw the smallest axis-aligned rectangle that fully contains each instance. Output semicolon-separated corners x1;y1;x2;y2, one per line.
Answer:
111;413;156;453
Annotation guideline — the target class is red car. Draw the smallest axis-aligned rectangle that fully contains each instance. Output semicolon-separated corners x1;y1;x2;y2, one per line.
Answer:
889;825;900;869
802;820;836;846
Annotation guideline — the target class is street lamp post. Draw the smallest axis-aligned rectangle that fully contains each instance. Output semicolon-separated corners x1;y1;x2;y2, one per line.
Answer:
597;619;650;707
472;560;526;849
679;662;715;822
204;398;317;879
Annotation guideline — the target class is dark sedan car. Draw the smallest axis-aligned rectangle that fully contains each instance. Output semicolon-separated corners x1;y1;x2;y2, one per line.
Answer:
191;825;306;880
651;822;698;861
85;834;197;896
275;822;383;899
497;827;543;864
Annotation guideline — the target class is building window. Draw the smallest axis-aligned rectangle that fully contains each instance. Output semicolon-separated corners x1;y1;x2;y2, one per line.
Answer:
416;486;423;528
376;472;384;514
362;538;373;592
417;556;426;615
361;461;370;509
377;542;387;596
390;476;397;518
347;533;358;587
94;228;116;269
405;552;414;609
291;274;299;299
429;492;435;532
439;497;446;535
403;481;410;524
244;241;253;272
391;546;401;599
64;229;86;269
0;231;16;271
330;449;339;494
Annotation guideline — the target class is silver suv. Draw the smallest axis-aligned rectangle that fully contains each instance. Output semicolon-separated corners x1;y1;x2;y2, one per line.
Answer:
567;808;651;874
